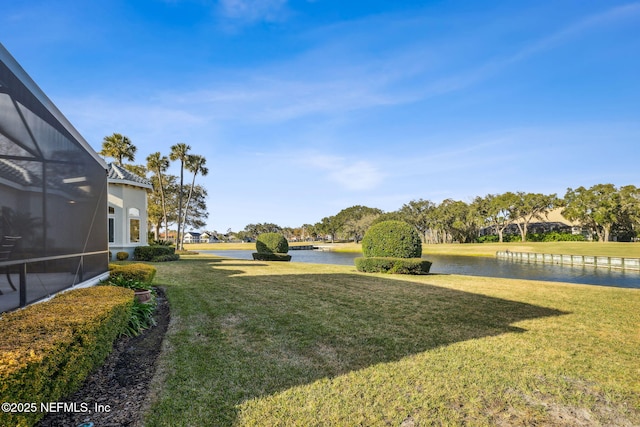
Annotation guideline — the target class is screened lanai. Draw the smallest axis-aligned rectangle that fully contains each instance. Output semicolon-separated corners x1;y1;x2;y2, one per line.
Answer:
0;44;109;313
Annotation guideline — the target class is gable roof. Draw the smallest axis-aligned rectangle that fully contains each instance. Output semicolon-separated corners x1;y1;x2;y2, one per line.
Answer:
107;163;153;190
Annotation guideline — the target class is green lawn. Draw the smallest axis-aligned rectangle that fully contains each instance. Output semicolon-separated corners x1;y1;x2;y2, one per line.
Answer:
144;254;640;426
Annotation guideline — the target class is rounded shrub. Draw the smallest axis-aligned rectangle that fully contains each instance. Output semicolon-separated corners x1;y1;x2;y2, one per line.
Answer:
116;251;130;261
256;233;289;254
361;220;422;258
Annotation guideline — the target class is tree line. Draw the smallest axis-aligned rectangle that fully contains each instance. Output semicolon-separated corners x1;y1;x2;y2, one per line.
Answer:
233;185;639;244
99;133;209;250
97;134;638;245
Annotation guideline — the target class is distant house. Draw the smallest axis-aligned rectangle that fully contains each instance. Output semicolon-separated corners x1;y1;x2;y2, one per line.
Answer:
200;231;220;243
479;208;589;239
183;231;201;244
107;163;153;260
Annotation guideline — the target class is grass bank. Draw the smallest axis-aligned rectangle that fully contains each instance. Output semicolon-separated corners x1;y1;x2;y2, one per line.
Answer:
145;254;640;426
187;241;640;258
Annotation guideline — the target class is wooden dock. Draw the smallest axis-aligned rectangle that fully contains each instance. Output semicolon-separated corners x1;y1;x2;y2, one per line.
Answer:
289;245;317;250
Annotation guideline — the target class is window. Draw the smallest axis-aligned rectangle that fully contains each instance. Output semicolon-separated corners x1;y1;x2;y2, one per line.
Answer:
129;208;140;243
108;206;115;243
130;219;140;243
108;218;115;243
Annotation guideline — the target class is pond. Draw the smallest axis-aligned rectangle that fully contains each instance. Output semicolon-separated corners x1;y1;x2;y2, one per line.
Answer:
201;249;640;289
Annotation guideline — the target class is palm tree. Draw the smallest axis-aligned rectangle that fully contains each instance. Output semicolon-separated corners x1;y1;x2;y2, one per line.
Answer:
182;154;208;247
99;133;136;165
169;143;191;249
146;152;170;240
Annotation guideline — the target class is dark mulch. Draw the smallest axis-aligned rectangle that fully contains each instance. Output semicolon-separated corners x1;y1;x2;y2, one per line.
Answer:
36;287;170;427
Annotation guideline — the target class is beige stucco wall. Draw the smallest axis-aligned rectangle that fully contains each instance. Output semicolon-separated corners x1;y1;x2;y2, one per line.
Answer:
108;183;148;260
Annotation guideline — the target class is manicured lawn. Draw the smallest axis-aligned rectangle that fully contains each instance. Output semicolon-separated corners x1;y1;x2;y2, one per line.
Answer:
144;254;640;426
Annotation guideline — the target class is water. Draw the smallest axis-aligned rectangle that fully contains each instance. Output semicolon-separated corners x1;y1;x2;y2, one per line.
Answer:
201;250;640;289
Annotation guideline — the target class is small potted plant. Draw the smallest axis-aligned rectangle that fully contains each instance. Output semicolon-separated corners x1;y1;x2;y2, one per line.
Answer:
105;275;153;303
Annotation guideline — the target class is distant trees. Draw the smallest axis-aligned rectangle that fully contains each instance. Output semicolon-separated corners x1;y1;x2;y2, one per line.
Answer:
510;192;559;242
563;184;639;242
229;183;639;244
398;199;435;243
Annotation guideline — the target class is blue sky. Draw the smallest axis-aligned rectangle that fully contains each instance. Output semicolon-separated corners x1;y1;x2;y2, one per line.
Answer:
2;1;639;232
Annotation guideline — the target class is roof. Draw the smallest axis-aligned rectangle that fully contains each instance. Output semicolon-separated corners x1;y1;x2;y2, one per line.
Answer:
107;163;153;190
0;43;107;169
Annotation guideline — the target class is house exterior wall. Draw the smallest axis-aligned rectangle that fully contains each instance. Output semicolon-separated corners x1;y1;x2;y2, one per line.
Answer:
0;44;109;313
108;183;149;260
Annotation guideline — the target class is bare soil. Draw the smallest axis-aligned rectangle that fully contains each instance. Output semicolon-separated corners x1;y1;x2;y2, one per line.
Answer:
36;287;169;427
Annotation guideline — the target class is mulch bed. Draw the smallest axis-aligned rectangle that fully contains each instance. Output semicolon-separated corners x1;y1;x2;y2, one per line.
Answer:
36;287;170;427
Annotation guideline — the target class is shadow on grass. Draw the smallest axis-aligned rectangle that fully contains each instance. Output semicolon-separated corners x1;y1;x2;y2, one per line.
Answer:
151;259;568;426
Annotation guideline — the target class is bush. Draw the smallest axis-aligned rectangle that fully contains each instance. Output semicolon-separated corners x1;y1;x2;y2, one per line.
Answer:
355;257;432;274
122;297;157;337
361;221;422;258
252;253;292;261
256;233;289;254
116;251;130;261
134;245;176;261
0;286;132;426
102;274;151;291
151;254;180;262
547;232;584;242
100;274;158;336
109;263;157;283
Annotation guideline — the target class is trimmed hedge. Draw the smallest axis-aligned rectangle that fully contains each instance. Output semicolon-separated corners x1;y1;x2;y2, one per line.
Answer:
256;233;289;254
134;245;176;261
151;254;180;262
355;257;432;274
252;253;292;261
116;251;130;261
109;263;157;283
361;221;422;258
0;286;133;426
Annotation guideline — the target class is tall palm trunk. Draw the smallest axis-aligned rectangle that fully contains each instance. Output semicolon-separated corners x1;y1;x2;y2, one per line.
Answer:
177;161;184;250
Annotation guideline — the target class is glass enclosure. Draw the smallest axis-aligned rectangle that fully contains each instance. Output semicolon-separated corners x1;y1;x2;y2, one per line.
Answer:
0;44;108;313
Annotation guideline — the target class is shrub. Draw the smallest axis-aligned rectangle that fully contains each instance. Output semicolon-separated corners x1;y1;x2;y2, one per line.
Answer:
109;263;157;283
0;286;132;426
256;233;289;254
361;221;422;258
152;254;180;262
116;251;130;261
103;274;151;291
121;294;157;337
252;253;292;261
134;245;176;261
355;257;432;274
540;232;585;242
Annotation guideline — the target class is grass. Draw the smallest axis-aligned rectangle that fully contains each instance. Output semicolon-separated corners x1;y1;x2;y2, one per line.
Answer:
188;241;640;258
144;254;640;426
